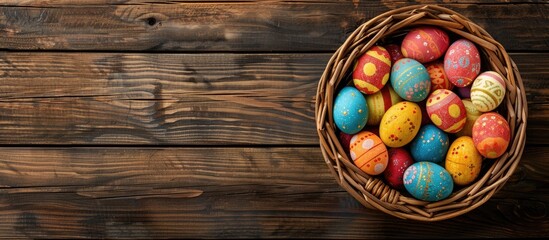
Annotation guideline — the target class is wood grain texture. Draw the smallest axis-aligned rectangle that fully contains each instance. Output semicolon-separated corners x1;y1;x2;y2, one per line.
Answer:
0;146;546;239
0;1;547;52
0;52;545;145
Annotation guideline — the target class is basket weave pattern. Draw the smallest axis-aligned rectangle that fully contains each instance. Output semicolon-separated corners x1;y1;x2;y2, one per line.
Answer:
315;5;528;221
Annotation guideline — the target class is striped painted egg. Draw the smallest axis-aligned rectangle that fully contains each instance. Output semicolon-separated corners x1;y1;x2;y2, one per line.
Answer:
365;85;402;126
426;60;453;93
353;46;392;94
472;112;510;159
350;131;388;175
401;26;450;63
333;86;368;134
426;89;467;133
455;99;483;137
470;71;506;112
403;161;454;202
445;136;483;186
379;101;422;148
444;39;481;87
390;58;431;102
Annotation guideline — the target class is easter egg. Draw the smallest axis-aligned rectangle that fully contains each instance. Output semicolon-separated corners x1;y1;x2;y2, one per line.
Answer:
445;136;483;186
409;124;450;163
426;89;467;133
353;46;392;94
333;86;369;134
472;112;510;158
455;99;482;137
455;85;472;99
383;148;414;190
385;44;404;63
426;60;453;93
444;39;481;87
390;58;431;102
379;101;422;148
470;71;506;112
365;85;402;126
403;161;454;202
401;26;450;63
350;131;388;175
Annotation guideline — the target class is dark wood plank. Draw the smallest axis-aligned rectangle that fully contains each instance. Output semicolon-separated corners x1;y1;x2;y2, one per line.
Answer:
0;146;546;238
0;1;547;52
0;52;545;145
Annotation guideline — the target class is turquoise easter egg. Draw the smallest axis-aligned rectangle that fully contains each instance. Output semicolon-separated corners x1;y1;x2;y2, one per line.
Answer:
333;86;369;134
409;124;450;163
390;58;431;102
403;161;454;202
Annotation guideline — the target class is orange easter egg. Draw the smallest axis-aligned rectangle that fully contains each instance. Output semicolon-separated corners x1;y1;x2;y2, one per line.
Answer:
426;60;453;93
472;112;510;158
352;46;392;94
445;136;483;186
350;131;389;175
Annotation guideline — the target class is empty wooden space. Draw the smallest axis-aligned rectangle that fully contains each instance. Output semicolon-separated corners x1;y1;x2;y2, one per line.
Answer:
0;0;547;239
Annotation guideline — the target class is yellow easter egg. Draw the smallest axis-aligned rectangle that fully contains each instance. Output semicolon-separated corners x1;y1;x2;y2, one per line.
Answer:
379;101;422;148
455;99;483;137
445;136;483;186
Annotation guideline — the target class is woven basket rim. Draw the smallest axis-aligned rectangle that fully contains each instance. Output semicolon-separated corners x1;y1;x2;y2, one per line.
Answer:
315;4;528;221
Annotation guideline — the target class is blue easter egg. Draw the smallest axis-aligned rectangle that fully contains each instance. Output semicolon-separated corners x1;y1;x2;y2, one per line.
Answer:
390;58;431;102
333;86;369;134
409;124;450;163
403;162;454;202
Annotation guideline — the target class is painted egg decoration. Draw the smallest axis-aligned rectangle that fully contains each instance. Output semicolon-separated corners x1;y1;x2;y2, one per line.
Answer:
455;99;482;137
385;44;404;63
383;148;414;190
390;58;431;102
403;161;454;202
426;60;453;93
401;26;450;63
470;71;506;112
409;124;450;163
350;131;388;176
444;39;481;87
379;101;422;148
365;85;403;126
352;46;392;94
418;99;432;126
333;86;369;134
426;89;467;133
445;136;483;186
472;112;511;159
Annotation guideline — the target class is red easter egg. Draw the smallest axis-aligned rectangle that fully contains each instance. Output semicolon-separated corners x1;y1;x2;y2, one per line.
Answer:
472;112;510;158
383;148;414;190
426;89;467;133
426;60;453;93
444;39;481;87
353;46;392;94
401;26;450;63
350;131;389;175
385;44;404;64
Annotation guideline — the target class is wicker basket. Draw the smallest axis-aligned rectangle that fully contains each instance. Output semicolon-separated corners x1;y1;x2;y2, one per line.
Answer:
315;4;528;221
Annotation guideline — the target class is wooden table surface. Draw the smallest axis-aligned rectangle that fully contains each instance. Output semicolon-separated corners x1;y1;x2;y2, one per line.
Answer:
0;0;547;239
